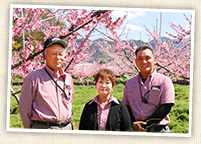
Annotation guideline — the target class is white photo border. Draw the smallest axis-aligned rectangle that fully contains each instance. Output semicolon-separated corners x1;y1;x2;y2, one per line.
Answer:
7;4;195;138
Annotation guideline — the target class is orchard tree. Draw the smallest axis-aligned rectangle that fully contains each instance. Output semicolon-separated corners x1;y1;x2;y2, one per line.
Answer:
10;7;192;104
144;14;191;81
10;7;127;103
92;13;192;81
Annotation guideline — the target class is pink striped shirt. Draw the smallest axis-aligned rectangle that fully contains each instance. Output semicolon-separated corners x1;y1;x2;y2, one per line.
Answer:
89;95;119;130
19;65;74;128
122;70;175;125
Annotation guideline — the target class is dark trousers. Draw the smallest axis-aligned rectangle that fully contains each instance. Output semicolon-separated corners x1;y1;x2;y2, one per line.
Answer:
31;121;73;130
147;125;170;132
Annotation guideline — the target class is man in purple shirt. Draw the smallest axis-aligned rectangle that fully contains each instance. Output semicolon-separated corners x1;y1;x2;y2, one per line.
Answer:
19;37;74;130
122;45;175;132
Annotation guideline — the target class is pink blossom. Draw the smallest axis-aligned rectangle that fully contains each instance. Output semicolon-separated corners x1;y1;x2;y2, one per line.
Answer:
11;8;191;82
27;45;34;51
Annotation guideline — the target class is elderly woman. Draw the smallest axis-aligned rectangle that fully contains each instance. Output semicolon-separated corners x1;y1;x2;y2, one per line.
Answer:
79;68;131;131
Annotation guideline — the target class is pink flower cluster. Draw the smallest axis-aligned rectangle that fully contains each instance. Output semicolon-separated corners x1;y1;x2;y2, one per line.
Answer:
11;7;191;82
143;15;191;80
11;8;127;79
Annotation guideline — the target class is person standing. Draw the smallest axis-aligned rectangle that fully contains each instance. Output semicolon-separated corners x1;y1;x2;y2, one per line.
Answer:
122;45;175;132
79;68;131;131
19;37;74;130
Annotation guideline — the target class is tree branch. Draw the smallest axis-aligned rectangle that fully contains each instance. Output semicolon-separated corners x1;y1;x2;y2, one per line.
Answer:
10;87;20;104
64;24;98;71
11;50;43;70
11;10;109;70
59;10;109;39
156;62;189;80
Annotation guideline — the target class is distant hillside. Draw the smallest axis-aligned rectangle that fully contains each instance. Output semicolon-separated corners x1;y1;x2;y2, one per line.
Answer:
76;38;149;62
75;36;187;63
149;36;188;48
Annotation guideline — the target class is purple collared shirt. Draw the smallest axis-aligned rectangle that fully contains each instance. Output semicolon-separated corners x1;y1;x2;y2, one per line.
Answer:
19;65;74;128
89;95;119;130
122;70;175;125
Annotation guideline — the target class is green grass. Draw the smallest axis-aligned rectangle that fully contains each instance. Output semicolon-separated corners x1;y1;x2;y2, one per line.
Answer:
9;83;190;133
10;114;24;128
71;85;97;129
168;84;190;133
71;83;125;130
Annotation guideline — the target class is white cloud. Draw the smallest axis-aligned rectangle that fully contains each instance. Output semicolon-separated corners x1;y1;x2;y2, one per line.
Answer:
135;11;146;17
112;11;127;19
126;12;138;20
126;11;146;20
126;24;143;31
112;10;146;20
185;24;191;31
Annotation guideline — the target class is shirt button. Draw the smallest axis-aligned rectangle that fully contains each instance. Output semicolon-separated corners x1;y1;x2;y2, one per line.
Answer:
141;110;143;113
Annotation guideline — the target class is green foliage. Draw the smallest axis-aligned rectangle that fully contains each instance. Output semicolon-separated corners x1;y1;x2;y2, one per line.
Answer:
71;83;126;130
111;83;125;100
116;76;130;83
28;31;46;46
10;85;21;112
9;82;190;134
168;84;190;133
71;85;97;129
10;95;19;112
10;114;23;128
12;9;67;53
174;84;189;100
12;75;23;82
12;38;23;51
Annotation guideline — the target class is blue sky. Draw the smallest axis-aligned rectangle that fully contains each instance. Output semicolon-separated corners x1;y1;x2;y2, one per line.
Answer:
101;8;193;42
114;9;192;42
11;5;194;43
79;6;193;42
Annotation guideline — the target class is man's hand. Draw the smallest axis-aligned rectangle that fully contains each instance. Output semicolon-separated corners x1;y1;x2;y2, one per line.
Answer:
132;121;147;132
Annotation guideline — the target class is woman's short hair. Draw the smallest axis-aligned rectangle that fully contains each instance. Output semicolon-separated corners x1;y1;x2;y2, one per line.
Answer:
94;68;116;87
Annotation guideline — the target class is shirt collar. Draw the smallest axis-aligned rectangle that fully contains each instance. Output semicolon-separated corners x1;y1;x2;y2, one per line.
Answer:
45;65;66;79
138;69;156;81
151;69;157;78
89;94;119;105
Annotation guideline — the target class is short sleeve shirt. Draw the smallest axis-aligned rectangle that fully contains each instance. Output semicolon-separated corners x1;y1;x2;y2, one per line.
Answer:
122;70;175;125
19;65;74;128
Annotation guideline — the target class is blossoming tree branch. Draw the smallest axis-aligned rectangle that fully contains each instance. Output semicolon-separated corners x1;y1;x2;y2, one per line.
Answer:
11;8;192;104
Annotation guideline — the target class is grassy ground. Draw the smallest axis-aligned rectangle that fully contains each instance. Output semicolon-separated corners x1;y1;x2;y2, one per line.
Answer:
9;82;190;133
168;84;190;133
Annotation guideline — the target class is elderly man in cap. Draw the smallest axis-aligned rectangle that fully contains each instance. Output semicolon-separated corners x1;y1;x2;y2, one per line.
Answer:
19;37;74;130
